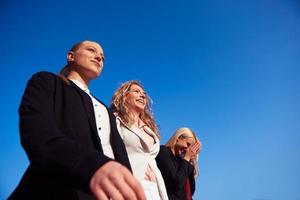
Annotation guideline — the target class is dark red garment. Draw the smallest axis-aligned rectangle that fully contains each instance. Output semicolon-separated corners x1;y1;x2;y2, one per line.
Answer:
185;179;191;200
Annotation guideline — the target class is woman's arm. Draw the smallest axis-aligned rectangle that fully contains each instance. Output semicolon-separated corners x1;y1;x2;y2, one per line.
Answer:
19;72;111;190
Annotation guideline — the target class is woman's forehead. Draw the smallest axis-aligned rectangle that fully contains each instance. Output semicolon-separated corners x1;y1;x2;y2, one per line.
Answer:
130;84;143;90
181;134;195;141
184;138;195;145
81;41;103;51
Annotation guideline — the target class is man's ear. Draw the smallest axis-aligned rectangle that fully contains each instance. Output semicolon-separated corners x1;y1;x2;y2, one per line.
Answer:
67;51;75;62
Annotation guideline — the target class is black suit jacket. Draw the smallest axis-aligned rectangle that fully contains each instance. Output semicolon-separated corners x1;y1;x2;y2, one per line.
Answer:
8;71;131;200
156;145;195;200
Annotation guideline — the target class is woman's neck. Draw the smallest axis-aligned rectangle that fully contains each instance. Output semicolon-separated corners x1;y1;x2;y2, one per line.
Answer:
131;111;143;127
67;71;89;88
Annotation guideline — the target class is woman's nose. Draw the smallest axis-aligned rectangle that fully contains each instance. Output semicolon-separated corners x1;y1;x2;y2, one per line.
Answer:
95;55;102;62
140;93;145;98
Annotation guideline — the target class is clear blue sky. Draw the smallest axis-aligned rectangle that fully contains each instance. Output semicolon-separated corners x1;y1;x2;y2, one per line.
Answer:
1;0;299;199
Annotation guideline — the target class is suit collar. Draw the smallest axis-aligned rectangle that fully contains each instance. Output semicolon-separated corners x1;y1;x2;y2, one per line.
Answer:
69;78;90;93
108;112;132;171
68;80;102;151
115;115;158;151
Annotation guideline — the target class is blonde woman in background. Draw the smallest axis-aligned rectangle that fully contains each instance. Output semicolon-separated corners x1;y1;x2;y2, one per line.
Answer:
156;128;202;200
110;80;168;200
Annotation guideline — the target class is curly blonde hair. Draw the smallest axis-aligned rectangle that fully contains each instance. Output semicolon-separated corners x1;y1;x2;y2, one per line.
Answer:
110;80;160;138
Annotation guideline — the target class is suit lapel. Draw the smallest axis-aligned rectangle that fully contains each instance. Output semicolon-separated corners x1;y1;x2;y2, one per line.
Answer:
66;81;133;171
116;116;158;151
69;81;102;151
108;111;132;171
116;116;147;141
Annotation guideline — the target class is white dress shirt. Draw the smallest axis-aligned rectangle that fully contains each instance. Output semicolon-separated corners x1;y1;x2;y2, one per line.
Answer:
70;79;114;159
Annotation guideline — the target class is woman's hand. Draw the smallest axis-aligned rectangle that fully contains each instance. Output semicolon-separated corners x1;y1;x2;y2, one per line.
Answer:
90;161;146;200
184;140;202;162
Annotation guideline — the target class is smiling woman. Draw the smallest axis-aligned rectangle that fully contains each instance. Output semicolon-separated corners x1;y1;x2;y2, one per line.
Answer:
60;41;105;87
110;80;168;200
7;41;146;200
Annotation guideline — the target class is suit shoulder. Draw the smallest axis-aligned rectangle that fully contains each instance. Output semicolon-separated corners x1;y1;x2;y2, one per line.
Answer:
29;71;67;87
26;71;65;93
30;71;58;81
158;145;171;156
159;145;168;151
